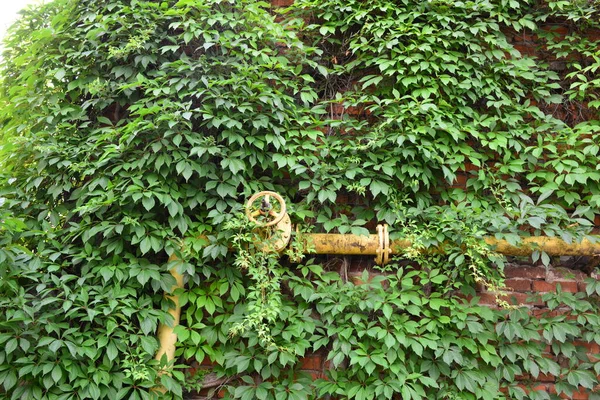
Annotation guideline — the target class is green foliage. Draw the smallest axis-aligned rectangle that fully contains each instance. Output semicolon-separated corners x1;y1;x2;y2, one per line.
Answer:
1;0;600;398
180;252;600;400
0;0;321;398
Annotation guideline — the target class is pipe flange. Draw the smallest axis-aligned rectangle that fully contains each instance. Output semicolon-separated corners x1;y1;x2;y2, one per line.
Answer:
375;224;384;265
383;224;391;266
375;224;391;266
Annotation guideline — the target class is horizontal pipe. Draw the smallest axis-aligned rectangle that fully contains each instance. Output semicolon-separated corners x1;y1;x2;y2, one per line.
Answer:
482;236;600;257
306;234;600;256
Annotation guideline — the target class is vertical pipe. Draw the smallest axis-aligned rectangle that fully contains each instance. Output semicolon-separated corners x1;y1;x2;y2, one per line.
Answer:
155;254;184;364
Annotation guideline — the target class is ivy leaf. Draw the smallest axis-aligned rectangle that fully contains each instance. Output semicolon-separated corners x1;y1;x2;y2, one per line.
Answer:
142;196;155;211
567;370;596;389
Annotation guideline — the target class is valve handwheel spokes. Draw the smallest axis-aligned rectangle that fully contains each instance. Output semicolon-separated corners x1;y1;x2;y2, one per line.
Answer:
245;191;287;227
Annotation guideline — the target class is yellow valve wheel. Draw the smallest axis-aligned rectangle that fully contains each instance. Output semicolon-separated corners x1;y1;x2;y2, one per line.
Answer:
245;191;287;227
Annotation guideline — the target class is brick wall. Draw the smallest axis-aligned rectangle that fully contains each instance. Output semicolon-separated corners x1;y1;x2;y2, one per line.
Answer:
186;1;600;398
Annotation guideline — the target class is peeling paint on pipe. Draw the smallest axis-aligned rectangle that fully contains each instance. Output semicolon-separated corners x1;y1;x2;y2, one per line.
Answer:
308;233;380;255
482;236;600;256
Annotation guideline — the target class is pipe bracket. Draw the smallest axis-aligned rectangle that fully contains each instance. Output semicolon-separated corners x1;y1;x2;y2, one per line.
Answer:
375;224;391;266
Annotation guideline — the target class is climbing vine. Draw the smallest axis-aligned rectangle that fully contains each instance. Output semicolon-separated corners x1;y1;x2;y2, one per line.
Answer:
1;0;600;399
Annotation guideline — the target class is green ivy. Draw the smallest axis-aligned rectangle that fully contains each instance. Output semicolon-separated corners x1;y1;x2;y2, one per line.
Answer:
1;0;600;399
1;0;321;398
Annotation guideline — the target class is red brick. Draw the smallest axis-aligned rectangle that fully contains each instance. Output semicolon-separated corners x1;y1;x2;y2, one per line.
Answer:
505;278;532;292
474;281;486;293
532;280;556;292
513;44;536;56
541;24;569;36
299;355;322;370
574;341;600;354
200;358;215;367
518;31;537;42
479;292;543;306
344;105;367;117
478;292;501;306
588;29;600;42
463;162;479;172
531;384;550;392
556;281;581;293
505;266;546;280
567;388;589;400
533;280;578;293
537;372;555;382
271;0;294;6
451;173;467;189
510;383;549;394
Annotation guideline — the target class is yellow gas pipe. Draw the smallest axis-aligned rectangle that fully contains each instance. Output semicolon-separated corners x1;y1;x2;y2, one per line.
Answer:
309;234;600;257
154;191;600;380
155;254;184;366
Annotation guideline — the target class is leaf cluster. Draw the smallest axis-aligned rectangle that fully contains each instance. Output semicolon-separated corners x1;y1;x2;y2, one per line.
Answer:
1;0;600;398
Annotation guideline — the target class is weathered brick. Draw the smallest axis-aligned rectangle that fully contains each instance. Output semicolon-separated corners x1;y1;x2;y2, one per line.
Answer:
200;358;215;367
556;281;580;293
532;280;557;292
505;278;532;292
533;280;578;293
479;291;543;307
